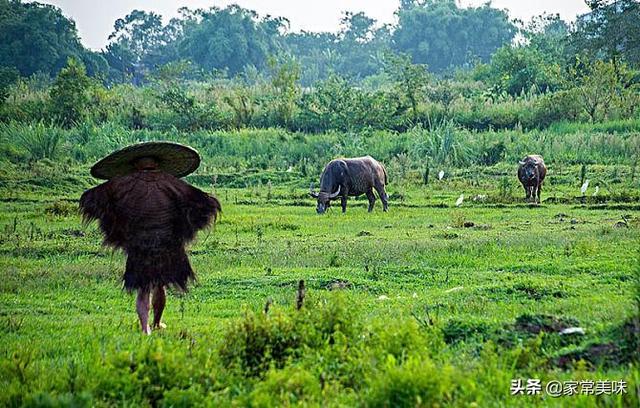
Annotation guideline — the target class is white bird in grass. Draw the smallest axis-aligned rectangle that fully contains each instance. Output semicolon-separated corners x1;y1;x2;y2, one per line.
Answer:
560;327;585;335
455;194;464;207
438;170;445;180
445;286;463;293
593;186;599;196
581;179;589;195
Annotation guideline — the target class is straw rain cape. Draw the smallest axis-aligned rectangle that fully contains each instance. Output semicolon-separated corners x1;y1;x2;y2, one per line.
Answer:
80;170;221;292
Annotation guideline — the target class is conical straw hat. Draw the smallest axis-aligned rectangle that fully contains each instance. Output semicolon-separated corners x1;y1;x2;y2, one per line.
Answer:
90;141;201;180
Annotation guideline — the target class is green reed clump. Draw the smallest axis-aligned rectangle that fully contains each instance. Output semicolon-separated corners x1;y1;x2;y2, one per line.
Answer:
1;122;63;161
219;295;358;376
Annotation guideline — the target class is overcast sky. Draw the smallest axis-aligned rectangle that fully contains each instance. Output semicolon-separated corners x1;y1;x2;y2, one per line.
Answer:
34;0;592;50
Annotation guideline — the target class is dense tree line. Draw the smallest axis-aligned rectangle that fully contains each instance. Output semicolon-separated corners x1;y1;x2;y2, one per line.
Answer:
2;0;639;85
0;0;639;134
392;0;516;72
0;0;518;83
0;0;107;77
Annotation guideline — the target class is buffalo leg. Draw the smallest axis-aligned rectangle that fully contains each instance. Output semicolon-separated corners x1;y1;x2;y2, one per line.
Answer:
524;185;531;202
136;288;151;335
366;189;376;212
340;185;349;213
152;285;167;330
374;184;388;212
536;183;542;204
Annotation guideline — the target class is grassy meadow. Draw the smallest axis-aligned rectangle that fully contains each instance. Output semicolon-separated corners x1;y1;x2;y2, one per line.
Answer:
2;0;640;405
0;124;639;406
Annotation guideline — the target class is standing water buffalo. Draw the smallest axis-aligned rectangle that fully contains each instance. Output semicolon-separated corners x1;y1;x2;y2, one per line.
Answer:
518;155;547;203
310;156;388;214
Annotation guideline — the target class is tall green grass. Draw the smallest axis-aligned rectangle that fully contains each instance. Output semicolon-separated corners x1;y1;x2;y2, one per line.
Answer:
549;118;640;134
2;73;638;134
0;122;63;161
2;123;639;176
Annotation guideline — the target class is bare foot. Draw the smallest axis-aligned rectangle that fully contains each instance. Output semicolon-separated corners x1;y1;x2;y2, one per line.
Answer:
153;322;167;330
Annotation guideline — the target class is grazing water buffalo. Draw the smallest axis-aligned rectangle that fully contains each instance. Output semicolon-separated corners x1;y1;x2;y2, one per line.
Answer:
310;156;388;214
518;154;547;203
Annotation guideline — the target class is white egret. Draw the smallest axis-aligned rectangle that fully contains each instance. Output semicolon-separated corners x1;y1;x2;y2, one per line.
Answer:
581;179;589;195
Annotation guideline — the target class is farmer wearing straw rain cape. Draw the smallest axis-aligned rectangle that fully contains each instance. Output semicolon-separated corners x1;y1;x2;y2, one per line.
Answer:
80;142;221;334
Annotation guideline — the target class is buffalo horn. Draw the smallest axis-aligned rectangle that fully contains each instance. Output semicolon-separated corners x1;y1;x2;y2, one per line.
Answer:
328;185;341;198
309;182;319;198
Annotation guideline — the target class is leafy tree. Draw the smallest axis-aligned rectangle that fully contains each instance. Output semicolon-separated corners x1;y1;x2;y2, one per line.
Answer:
392;0;516;73
49;58;92;127
481;45;564;96
284;31;338;85
224;81;259;129
267;56;300;127
427;79;460;115
571;0;640;69
0;65;19;103
475;14;570;97
104;10;179;83
335;12;390;79
0;0;106;77
300;75;369;131
102;42;137;84
298;74;402;132
82;51;109;78
179;5;286;76
570;58;620;121
157;86;197;122
384;53;431;123
525;13;570;64
151;60;201;83
150;59;227;130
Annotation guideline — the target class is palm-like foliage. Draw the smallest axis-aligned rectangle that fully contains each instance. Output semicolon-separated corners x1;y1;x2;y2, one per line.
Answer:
409;121;471;167
1;122;63;161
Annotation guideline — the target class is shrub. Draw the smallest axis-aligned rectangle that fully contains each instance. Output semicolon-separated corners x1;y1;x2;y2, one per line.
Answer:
453;98;533;131
365;355;453;407
23;392;93;408
482;45;563;96
478;141;506;166
0;76;53;124
296;75;405;132
0;66;20;104
218;309;302;376
219;296;358;377
533;89;582;127
44;200;77;217
1;122;64;161
248;366;322;407
160;386;207;407
49;58;92;128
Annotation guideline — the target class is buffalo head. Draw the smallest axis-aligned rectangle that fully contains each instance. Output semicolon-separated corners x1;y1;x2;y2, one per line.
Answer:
309;183;341;214
519;159;539;181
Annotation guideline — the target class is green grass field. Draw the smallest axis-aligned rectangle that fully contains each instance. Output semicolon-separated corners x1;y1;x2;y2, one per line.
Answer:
1;161;639;407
